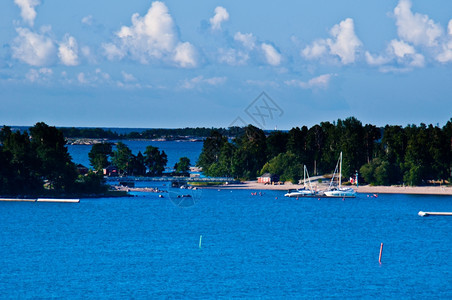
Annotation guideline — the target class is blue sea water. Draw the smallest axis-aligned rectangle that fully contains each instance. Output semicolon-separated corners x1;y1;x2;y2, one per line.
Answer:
0;190;451;298
67;140;203;170
1;142;452;298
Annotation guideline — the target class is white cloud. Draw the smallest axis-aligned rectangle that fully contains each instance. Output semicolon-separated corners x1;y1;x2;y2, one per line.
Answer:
103;43;125;61
365;39;425;69
389;39;425;67
285;74;334;89
390;39;415;57
301;40;328;60
26;67;52;82
173;42;197;68
436;20;452;63
234;32;256;49
365;52;390;66
302;18;361;64
14;0;40;27
103;1;197;68
58;34;79;66
12;27;56;66
210;6;229;30
121;71;136;82
218;48;249;66
394;0;442;47
181;76;227;89
77;72;87;84
261;43;281;66
81;15;93;26
327;18;362;64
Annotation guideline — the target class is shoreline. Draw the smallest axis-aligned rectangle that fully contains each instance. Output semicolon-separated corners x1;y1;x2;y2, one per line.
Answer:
202;181;452;196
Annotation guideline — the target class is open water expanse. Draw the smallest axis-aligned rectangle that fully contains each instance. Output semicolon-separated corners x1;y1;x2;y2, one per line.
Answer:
1;142;451;298
1;189;451;298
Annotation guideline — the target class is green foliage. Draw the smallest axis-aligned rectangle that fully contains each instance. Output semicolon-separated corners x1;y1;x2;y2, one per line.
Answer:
360;158;390;186
144;146;168;176
75;172;108;194
112;142;134;175
0;123;106;196
197;130;228;170
174;157;191;173
88;143;112;171
195;116;452;186
261;152;301;183
29;122;78;192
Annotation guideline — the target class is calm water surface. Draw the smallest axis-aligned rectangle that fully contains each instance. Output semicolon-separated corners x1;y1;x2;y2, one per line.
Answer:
1;190;451;298
1;142;451;298
67;140;203;170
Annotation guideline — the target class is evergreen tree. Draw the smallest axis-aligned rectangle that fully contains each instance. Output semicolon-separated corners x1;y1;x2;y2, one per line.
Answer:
88;143;112;171
144;146;168;176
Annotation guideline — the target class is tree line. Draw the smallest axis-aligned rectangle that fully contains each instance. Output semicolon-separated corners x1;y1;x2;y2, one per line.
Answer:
0;123;106;196
197;117;452;186
60;126;247;140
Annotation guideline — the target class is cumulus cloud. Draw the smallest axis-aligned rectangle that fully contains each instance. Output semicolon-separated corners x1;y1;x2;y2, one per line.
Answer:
102;1;197;68
234;32;256;49
210;6;229;30
261;43;281;66
14;0;40;27
301;40;328;60
58;34;79;66
181;75;227;89
328;18;362;64
285;74;334;89
302;18;361;64
436;20;452;63
173;42;197;68
365;39;425;69
394;0;442;47
12;27;56;66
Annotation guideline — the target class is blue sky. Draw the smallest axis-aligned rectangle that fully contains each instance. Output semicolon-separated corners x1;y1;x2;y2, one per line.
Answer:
1;0;451;129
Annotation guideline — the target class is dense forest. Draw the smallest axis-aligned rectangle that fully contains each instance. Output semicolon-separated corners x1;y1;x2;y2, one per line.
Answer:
197;117;452;186
0;123;107;196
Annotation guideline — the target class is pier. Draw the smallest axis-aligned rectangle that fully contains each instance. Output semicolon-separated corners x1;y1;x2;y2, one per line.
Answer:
418;211;452;217
0;198;79;203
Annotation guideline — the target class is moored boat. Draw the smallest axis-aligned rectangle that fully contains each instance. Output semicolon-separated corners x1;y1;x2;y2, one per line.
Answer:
324;152;356;198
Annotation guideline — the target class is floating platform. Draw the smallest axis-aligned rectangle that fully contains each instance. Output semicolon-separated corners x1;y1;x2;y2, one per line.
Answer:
0;198;36;202
37;198;80;203
418;211;452;217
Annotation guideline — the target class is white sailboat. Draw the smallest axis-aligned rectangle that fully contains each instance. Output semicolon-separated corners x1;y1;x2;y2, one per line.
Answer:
324;152;356;198
284;165;316;197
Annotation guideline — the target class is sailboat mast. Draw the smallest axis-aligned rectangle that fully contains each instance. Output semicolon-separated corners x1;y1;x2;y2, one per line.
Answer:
303;165;306;187
339;152;342;188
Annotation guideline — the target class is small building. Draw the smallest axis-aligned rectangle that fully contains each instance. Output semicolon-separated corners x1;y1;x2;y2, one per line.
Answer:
258;173;279;184
103;165;118;177
76;164;89;175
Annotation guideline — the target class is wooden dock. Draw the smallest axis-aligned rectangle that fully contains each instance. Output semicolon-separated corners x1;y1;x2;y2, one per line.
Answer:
418;211;452;217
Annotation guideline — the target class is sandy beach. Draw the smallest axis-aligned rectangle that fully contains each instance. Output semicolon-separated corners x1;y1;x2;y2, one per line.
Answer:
203;181;452;196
